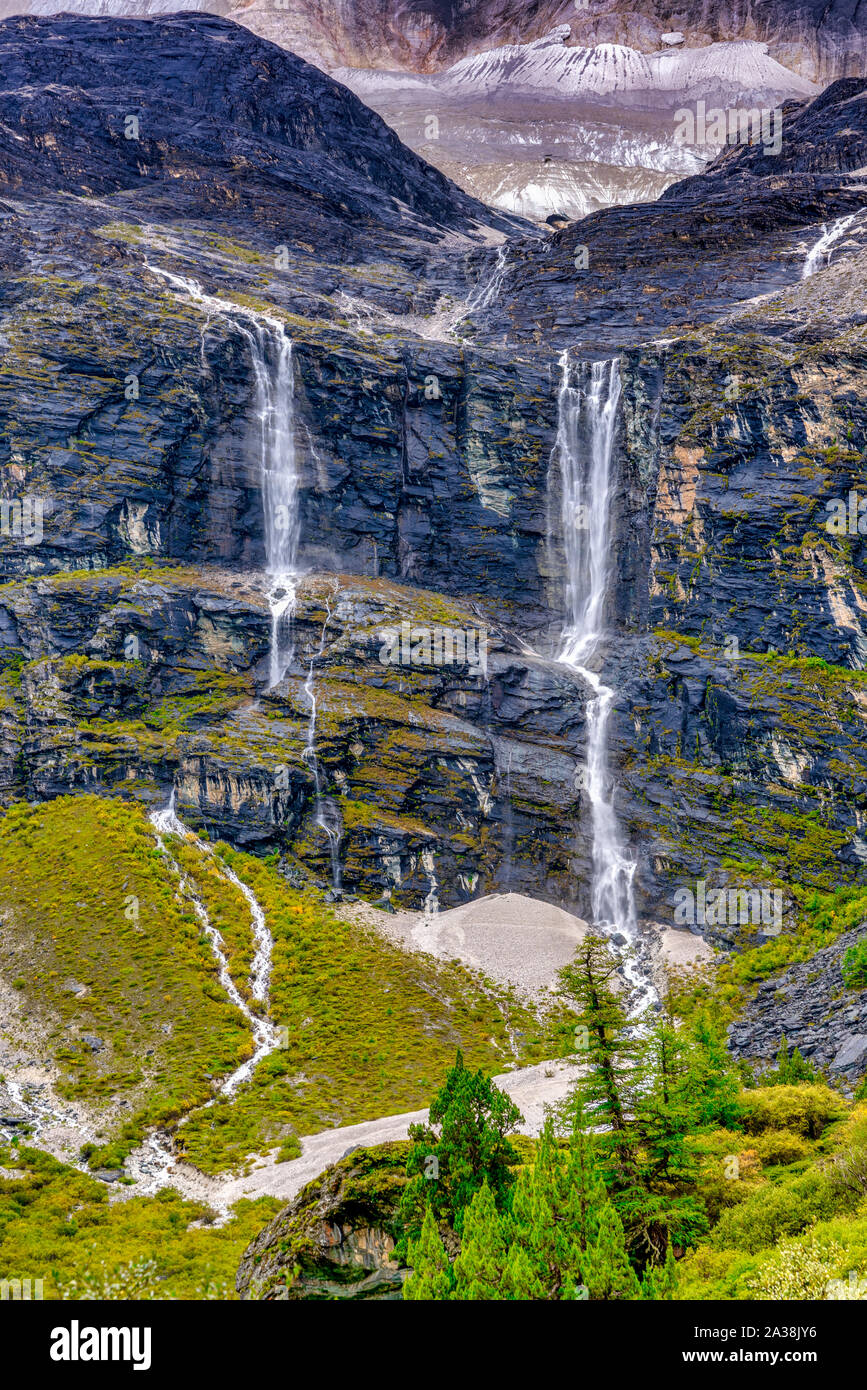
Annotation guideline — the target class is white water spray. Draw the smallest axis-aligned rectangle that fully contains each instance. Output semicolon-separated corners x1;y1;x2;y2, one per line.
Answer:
462;243;508;318
302;665;343;896
554;353;653;1010
802;211;860;278
146;264;300;687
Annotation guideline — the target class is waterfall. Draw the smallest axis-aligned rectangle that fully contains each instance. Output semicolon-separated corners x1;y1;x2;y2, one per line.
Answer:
302;665;343;896
150;793;280;1095
463;243;509;317
802;212;858;278
554;353;652;1009
235;321;300;688
146;264;300;687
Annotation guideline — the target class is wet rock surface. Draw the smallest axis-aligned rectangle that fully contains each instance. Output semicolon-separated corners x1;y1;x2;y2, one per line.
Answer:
0;17;865;947
728;928;867;1082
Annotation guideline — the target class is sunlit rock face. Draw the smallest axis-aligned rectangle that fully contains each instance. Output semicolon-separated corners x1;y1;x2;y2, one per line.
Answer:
2;15;867;931
335;31;816;222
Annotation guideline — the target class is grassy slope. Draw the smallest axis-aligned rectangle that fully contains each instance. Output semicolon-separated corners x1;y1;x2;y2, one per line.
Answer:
0;797;252;1143
0;795;571;1174
0;1144;279;1300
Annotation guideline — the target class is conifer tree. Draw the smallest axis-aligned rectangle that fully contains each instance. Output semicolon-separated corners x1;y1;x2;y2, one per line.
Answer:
558;933;640;1185
452;1180;508;1299
635;1006;697;1184
403;1205;452;1301
686;1008;743;1129
400;1050;523;1238
505;1242;547;1300
582;1202;642;1301
640;1241;678;1300
765;1035;816;1086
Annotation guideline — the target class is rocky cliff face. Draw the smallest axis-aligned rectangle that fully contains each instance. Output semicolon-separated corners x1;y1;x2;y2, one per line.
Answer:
1;16;867;947
2;0;865;82
235;1141;408;1299
727;929;867;1081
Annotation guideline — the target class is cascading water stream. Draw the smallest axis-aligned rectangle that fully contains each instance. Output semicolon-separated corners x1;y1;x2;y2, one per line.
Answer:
802;211;863;278
554;352;655;1013
121;794;282;1193
6;791;281;1192
299;589;343;896
150;793;280;1095
302;666;343;897
461;243;508;319
146;264;300;688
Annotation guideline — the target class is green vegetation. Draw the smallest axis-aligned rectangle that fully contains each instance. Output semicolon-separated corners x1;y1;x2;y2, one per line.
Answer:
399;935;867;1300
842;934;867;988
0;795;569;1176
177;846;571;1174
670;883;867;1028
0;797;253;1166
0;1144;279;1299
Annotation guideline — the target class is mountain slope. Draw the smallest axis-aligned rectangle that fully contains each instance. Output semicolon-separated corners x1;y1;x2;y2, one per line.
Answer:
0;0;865;82
0;12;516;239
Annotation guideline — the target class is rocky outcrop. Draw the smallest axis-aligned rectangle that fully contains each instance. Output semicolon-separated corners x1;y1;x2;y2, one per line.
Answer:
231;2;867;85
1;17;867;943
727;928;867;1083
236;1142;408;1299
4;2;867;83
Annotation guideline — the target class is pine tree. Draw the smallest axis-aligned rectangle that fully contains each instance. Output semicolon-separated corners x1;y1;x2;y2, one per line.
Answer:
765;1035;816;1086
400;1050;523;1238
505;1118;608;1298
403;1205;452;1301
558;933;641;1185
686;1009;743;1129
582;1201;642;1300
640;1241;679;1300
452;1180;508;1299
562;1112;608;1254
635;1006;697;1184
505;1242;547;1300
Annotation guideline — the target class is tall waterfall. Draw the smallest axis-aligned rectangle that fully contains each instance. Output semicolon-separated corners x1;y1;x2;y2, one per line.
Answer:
802;212;859;279
146;265;300;687
236;321;300;687
302;663;343;896
555;353;651;1007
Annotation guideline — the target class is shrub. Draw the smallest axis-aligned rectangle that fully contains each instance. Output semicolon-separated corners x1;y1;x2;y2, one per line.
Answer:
842;934;867;988
746;1233;847;1300
752;1130;811;1166
711;1170;840;1254
740;1085;847;1139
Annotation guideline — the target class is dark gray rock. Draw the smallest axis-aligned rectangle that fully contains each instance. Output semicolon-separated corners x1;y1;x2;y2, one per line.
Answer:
727;927;867;1081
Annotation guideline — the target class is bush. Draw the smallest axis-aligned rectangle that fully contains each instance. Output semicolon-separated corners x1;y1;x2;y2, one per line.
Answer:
711;1170;841;1254
752;1130;811;1166
740;1085;847;1139
746;1233;847;1300
842;935;867;988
